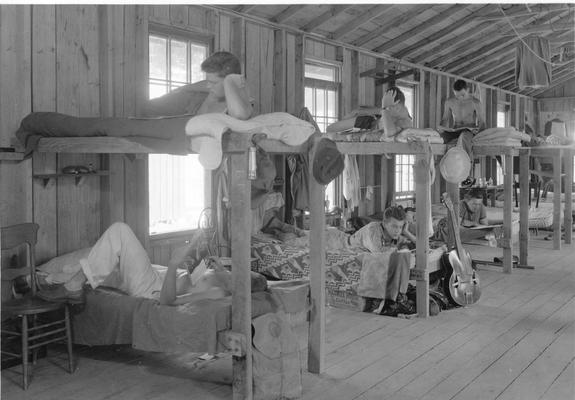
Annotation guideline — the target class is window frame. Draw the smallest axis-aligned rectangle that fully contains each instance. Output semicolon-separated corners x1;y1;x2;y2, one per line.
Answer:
147;25;213;236
304;58;341;209
394;81;418;202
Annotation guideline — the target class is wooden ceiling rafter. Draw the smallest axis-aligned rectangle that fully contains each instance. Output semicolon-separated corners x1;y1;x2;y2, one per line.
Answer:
300;4;351;33
475;3;571;21
424;7;567;69
458;54;511;78
498;22;575;36
393;4;491;60
372;4;468;54
433;9;570;72
329;5;391;41
411;18;501;65
351;4;428;48
270;5;304;24
477;60;516;83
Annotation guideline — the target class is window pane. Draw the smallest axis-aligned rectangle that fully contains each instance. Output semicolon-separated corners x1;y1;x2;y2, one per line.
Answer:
191;44;207;82
170;39;188;83
149;82;168;100
149;154;205;235
305;64;336;81
397;84;414;120
149;36;167;80
305;87;314;115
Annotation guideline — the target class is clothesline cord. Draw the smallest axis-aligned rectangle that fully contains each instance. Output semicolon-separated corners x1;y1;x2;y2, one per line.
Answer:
498;4;572;68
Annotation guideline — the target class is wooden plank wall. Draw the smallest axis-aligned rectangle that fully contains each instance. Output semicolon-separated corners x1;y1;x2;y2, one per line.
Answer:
0;4;538;265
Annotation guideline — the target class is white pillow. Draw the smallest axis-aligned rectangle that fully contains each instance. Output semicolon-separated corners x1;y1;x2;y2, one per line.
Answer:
185;112;315;169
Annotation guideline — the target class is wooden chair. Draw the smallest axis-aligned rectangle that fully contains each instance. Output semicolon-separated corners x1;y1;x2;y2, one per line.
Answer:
1;223;74;389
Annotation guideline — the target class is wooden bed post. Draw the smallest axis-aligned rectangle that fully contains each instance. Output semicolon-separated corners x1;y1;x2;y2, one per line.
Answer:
519;148;530;267
564;148;573;245
307;143;326;374
230;145;253;400
414;152;431;318
502;150;514;273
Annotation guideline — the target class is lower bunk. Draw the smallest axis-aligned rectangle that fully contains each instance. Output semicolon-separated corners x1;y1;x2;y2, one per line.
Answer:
250;232;445;314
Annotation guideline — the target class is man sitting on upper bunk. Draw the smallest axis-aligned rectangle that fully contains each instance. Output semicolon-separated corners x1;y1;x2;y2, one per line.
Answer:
437;79;485;188
37;222;268;305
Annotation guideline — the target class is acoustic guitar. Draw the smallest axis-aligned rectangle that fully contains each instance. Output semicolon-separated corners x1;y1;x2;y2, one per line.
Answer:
441;193;481;306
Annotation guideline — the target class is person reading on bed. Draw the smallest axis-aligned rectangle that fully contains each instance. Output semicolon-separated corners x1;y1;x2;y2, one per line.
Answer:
37;222;236;305
437;79;485;187
350;206;416;316
432;188;492;247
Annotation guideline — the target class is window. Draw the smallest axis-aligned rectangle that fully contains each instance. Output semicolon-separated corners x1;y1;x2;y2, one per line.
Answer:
305;60;340;209
148;31;210;235
495;104;509;184
394;84;417;201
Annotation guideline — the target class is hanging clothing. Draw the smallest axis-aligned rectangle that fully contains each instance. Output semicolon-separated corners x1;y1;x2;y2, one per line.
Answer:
343;154;360;210
288;154;310;211
515;37;552;89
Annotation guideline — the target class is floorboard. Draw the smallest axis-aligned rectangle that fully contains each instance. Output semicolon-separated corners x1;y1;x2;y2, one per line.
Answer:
2;233;573;400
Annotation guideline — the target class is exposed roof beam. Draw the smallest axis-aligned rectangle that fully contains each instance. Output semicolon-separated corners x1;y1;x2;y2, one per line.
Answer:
424;8;569;69
432;10;571;71
457;55;511;78
352;4;429;48
270;5;304;24
394;4;492;60
474;3;572;21
373;4;468;54
375;68;417;86
485;67;516;87
411;20;498;64
300;5;351;33
233;5;259;14
498;23;574;35
359;63;395;78
329;5;391;41
477;60;516;83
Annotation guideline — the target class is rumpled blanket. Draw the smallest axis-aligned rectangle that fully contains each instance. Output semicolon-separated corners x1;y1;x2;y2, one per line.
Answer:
473;127;531;147
16;112;194;157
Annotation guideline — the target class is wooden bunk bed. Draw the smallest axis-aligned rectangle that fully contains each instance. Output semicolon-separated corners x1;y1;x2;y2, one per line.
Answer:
19;118;532;399
24;128;448;398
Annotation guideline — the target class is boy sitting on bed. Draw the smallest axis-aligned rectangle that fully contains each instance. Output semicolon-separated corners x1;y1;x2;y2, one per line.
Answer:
282;205;416;316
37;222;266;305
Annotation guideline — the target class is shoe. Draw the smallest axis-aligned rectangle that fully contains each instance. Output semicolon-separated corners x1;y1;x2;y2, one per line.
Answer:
362;297;382;313
379;299;399;317
460;177;476;188
396;294;416;315
37;285;85;304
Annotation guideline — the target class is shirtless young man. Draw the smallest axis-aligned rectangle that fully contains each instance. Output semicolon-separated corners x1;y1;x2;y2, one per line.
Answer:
438;79;485;186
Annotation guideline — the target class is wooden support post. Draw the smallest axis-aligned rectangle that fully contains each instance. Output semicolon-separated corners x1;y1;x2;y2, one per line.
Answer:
552;149;562;250
502;152;514;273
564;149;573;245
230;148;253;400
414;153;431;318
307;141;326;374
519;148;530;267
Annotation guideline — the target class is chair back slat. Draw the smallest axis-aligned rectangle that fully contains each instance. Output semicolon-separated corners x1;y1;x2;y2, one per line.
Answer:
1;223;39;297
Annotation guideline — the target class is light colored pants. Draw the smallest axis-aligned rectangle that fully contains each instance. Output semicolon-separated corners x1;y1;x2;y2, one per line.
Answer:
81;222;163;298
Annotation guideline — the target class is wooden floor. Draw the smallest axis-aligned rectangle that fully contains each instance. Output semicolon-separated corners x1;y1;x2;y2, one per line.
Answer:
2;232;574;400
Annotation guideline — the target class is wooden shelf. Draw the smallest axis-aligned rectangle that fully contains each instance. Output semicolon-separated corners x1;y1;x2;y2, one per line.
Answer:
33;171;109;187
0;149;24;161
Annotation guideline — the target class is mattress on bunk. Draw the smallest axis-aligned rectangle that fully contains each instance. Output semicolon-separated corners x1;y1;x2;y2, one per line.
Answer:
250;235;444;311
16;112;193;156
72;286;277;354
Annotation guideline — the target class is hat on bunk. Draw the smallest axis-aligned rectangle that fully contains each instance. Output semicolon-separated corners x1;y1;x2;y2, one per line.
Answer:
439;146;470;183
311;137;345;185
